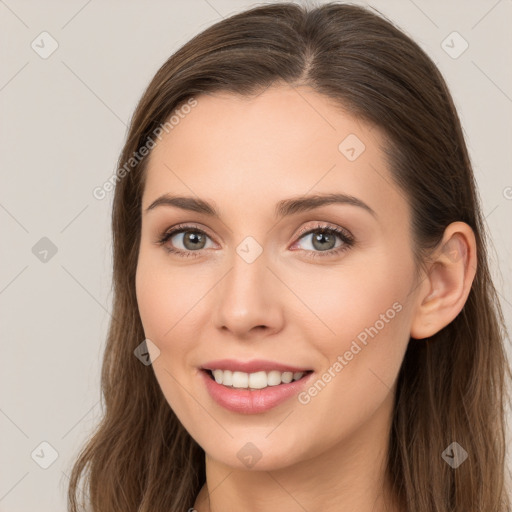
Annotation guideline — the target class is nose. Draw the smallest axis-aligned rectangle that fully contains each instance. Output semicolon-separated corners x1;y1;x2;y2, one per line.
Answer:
212;251;285;340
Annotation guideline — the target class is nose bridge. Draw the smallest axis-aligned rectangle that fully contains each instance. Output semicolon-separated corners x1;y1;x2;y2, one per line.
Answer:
213;244;282;336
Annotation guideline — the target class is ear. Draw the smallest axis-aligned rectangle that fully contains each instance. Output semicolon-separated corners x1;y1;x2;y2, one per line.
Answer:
410;221;477;340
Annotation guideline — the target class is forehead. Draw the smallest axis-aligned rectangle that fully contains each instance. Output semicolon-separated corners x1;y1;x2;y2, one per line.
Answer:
142;85;406;224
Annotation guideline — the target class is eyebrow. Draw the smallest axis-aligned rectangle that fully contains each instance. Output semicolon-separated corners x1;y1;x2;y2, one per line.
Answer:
144;192;376;218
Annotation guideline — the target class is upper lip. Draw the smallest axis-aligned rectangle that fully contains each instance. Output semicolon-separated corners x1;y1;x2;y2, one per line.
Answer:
200;359;313;374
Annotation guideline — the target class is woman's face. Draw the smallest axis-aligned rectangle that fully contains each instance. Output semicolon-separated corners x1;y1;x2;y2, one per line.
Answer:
136;84;421;470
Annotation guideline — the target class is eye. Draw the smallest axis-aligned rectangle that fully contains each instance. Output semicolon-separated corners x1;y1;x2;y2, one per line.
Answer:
156;222;355;259
291;223;355;259
156;223;215;258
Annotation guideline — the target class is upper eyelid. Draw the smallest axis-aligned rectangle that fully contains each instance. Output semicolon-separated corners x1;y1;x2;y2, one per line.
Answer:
295;223;352;239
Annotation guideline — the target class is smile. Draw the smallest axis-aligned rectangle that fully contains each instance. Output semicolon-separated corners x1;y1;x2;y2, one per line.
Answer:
206;368;313;389
200;368;315;414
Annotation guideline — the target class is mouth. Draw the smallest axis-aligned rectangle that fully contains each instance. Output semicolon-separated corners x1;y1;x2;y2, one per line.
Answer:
199;366;316;414
201;368;314;390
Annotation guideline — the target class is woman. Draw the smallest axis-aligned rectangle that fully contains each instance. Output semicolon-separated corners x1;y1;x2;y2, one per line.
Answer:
68;3;511;511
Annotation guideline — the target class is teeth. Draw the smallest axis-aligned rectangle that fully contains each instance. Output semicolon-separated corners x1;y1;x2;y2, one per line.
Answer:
210;369;307;389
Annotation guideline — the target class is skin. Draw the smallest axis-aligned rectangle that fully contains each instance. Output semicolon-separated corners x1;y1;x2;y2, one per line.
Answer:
135;84;477;512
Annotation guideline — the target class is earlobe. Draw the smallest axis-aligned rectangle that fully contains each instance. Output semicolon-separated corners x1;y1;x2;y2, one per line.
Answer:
410;222;477;340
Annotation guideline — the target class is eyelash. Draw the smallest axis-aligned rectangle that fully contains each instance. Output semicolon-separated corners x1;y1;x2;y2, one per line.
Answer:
155;222;355;259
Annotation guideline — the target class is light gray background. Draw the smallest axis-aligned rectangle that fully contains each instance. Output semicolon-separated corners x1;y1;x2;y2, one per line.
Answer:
1;0;511;510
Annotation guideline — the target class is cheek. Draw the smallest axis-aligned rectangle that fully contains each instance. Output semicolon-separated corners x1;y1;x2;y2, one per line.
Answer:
294;255;413;348
293;249;414;405
135;254;201;419
135;249;196;340
135;252;212;375
290;267;412;452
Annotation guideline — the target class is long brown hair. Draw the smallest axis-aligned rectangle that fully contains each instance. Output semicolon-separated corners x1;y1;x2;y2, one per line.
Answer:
68;3;511;511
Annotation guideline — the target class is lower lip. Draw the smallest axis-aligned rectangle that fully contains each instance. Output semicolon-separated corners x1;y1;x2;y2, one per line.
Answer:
200;369;314;414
